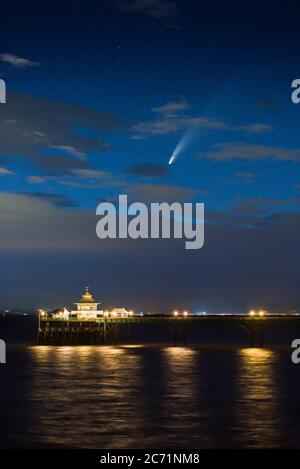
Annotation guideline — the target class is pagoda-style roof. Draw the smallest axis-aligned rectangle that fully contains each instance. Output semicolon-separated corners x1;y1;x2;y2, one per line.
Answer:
76;287;99;304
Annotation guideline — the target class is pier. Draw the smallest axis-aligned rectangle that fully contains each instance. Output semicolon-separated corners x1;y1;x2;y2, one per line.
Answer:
38;289;300;347
38;313;300;347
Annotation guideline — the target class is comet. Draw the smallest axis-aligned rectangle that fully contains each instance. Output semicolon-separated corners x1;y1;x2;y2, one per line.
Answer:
168;127;197;165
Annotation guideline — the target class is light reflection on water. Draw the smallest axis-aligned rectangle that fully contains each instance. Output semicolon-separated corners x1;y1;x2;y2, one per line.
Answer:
161;347;206;447
1;345;299;448
29;346;144;448
234;348;280;448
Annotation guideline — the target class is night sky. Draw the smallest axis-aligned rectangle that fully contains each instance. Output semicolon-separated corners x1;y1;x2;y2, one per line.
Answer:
1;0;300;312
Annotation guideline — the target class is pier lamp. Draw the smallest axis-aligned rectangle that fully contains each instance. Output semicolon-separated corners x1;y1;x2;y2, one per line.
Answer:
249;310;256;317
129;311;134;317
112;311;117;318
38;310;46;331
183;311;188;317
173;311;179;317
259;310;265;318
104;311;109;318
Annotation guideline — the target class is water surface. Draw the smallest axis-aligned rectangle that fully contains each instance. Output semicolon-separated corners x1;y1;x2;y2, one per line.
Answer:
1;345;300;448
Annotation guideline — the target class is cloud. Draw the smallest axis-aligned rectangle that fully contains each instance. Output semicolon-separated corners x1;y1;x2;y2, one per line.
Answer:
0;53;39;68
0;92;121;174
70;168;109;179
198;143;300;161
132;99;270;139
152;101;190;114
244;197;300;208
207;197;300;229
19;192;78;208
0;188;200;250
236;123;273;134
0;167;14;175
33;155;90;176
26;167;122;190
54;169;125;190
126;182;203;203
109;0;177;18
27;176;47;184
1;191;300;312
0;192;97;251
132;116;227;136
132;100;228;138
49;145;87;161
56;180;116;189
127;163;168;177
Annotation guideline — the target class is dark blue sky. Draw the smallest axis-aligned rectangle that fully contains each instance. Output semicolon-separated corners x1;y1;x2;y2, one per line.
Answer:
1;0;300;312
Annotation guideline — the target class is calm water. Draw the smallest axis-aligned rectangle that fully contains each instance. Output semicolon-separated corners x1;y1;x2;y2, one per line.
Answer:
1;344;300;448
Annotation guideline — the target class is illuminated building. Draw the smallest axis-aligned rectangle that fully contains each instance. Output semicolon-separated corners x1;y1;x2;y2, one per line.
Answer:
49;287;133;320
110;308;132;318
71;287;102;320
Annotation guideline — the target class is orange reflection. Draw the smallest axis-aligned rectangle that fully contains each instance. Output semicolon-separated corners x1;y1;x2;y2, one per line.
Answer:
161;347;209;447
235;348;281;448
29;345;143;448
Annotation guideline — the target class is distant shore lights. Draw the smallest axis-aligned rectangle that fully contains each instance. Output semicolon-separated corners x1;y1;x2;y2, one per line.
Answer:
249;309;267;318
173;310;189;318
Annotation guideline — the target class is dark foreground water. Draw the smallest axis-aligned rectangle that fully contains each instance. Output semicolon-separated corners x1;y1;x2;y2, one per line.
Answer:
1;344;300;448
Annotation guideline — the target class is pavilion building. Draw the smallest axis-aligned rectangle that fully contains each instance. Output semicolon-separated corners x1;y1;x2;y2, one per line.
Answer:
67;287;132;319
71;287;102;319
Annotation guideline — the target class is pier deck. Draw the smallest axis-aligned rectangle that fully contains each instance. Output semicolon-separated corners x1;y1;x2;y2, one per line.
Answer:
38;314;300;347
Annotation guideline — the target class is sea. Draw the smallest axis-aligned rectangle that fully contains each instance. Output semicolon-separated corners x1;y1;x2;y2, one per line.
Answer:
1;316;300;448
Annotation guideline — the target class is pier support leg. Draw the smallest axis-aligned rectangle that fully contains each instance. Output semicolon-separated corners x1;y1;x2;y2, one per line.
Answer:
174;329;178;346
245;323;265;348
183;327;188;346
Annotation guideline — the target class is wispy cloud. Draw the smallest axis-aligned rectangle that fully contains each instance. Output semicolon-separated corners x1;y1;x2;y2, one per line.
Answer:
70;169;110;179
152;100;190;114
126;182;206;203
0;167;14;175
109;0;178;19
132;100;228;138
132;100;271;140
0;92;120;175
133;116;228;137
27;176;47;184
206;198;300;230
49;145;87;161
236;123;273;134
0;53;39;68
198;143;300;161
0;192;97;251
27;168;120;190
20;192;78;208
231;197;300;220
